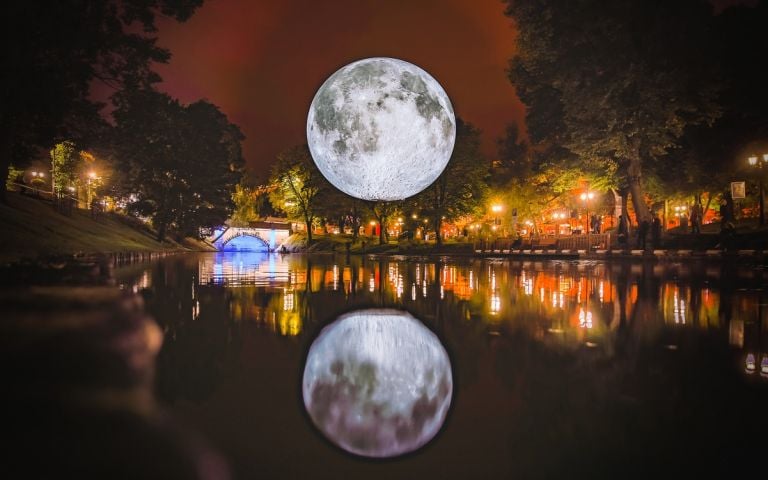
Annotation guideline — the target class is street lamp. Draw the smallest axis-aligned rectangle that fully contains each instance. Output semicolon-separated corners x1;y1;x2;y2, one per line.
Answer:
491;204;503;235
86;170;99;207
747;153;768;226
673;205;688;228
580;191;595;249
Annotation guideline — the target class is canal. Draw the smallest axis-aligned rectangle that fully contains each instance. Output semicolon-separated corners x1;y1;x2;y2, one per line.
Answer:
117;252;768;478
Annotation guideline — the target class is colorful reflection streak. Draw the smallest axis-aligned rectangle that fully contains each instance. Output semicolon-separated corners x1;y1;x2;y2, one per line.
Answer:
119;254;768;378
114;253;768;477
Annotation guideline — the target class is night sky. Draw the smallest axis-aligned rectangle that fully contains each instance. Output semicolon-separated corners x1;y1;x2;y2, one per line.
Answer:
151;0;523;177
149;0;753;177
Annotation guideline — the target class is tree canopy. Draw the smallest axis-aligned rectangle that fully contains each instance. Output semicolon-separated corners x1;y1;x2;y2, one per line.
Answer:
407;119;489;244
506;0;721;222
0;0;203;202
110;88;243;240
269;145;330;244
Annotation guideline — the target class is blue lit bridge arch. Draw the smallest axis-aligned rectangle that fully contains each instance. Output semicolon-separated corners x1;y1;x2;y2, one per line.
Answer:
207;222;291;252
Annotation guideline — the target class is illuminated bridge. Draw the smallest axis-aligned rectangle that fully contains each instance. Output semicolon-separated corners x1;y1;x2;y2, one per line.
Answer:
208;221;292;251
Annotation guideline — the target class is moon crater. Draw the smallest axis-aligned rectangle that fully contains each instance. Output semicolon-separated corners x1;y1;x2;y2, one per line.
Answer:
307;57;456;201
302;309;453;458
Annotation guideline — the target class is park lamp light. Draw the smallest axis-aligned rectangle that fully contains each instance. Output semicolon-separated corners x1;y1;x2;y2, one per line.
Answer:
748;154;768;167
580;191;595;201
491;204;503;214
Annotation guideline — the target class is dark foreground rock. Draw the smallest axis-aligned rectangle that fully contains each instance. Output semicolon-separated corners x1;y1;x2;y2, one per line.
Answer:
0;259;229;480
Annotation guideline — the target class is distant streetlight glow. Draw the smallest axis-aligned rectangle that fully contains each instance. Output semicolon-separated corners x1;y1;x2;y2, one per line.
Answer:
747;153;768;225
580;190;596;245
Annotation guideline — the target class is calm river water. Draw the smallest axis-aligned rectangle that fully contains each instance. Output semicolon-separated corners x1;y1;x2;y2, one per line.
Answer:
117;252;768;478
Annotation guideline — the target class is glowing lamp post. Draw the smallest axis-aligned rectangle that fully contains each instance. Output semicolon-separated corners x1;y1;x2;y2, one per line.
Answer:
491;204;503;236
748;153;768;226
86;170;99;207
673;205;688;228
580;191;595;249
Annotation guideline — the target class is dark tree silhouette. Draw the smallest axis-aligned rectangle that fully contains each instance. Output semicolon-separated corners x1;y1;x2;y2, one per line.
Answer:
505;0;721;222
110;88;244;241
0;0;203;203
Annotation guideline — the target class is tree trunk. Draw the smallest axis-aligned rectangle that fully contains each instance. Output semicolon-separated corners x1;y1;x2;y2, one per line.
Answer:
379;215;386;244
435;215;443;245
352;206;359;240
627;156;651;223
620;187;631;233
305;216;313;244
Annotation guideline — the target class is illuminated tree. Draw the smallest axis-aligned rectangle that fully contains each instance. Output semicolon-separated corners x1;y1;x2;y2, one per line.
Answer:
365;201;400;244
506;0;720;222
269;145;328;244
407;119;489;244
50;141;80;194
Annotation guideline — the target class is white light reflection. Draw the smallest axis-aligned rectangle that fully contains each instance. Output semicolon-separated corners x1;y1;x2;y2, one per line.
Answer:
673;290;686;324
579;308;593;329
284;288;295;311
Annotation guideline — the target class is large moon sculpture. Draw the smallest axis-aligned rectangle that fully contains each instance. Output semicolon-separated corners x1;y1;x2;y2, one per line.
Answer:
307;57;456;201
302;309;453;458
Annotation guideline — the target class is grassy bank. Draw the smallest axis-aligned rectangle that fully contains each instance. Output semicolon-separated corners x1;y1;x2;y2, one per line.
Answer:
0;193;212;263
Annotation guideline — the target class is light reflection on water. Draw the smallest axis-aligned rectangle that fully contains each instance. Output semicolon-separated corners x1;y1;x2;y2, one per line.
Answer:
116;253;768;476
119;253;768;378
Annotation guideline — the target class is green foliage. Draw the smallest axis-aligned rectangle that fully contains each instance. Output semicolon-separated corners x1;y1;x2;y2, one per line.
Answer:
50;141;81;193
505;0;721;220
314;185;365;237
0;0;203;202
5;165;24;192
231;183;259;226
365;201;401;243
110;88;244;240
269;145;328;243
407;119;489;244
